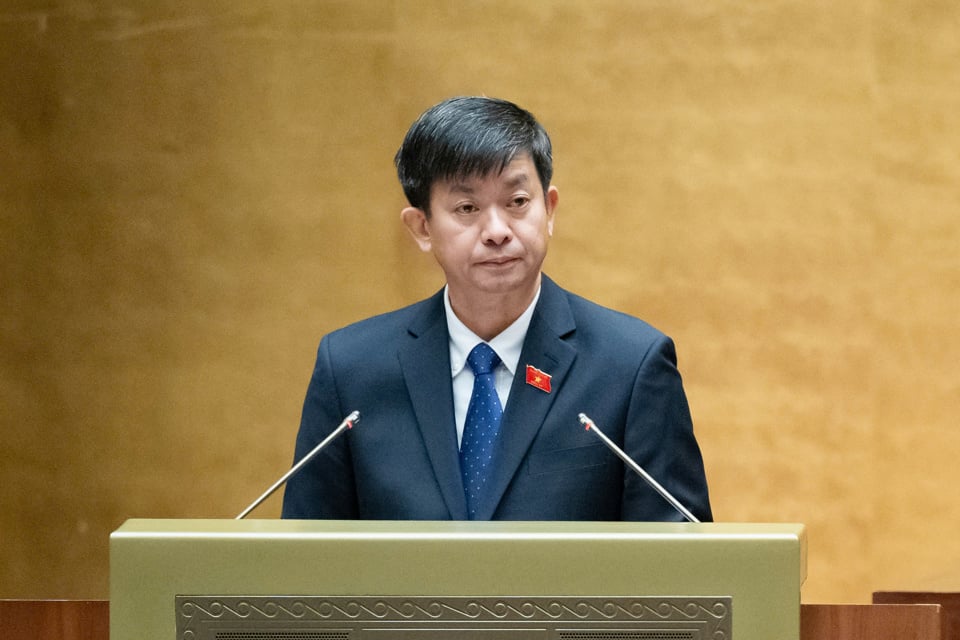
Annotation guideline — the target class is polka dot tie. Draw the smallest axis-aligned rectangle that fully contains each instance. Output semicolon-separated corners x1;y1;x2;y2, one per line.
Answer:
460;343;503;519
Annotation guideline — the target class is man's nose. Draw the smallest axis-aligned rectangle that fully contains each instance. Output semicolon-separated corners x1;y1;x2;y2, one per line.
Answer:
480;208;512;245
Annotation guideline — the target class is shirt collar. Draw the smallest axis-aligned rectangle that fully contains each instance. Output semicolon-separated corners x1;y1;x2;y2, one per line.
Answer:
445;285;541;378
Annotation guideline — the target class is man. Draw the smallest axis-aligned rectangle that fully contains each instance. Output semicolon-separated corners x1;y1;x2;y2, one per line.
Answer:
281;96;712;522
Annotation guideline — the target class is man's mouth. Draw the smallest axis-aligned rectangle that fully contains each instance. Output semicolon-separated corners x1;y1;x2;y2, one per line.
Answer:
479;256;518;266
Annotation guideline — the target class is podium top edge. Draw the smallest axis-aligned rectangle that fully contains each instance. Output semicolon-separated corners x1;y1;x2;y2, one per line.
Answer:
111;518;806;541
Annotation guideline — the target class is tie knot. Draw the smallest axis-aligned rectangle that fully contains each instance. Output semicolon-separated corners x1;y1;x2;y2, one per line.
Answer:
467;343;501;376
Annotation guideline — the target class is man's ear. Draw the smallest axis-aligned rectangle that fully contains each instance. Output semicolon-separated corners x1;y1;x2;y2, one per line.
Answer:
400;207;432;252
545;185;559;237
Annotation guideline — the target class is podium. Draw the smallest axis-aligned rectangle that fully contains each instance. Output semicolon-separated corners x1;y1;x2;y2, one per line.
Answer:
801;603;942;640
875;592;960;640
110;519;806;640
0;600;108;640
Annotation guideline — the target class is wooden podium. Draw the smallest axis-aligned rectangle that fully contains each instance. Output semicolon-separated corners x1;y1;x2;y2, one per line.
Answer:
0;600;108;640
802;603;942;640
874;592;960;640
1;599;949;640
872;559;960;640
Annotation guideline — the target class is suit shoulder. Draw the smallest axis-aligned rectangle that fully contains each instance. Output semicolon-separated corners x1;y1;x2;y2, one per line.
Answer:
563;289;671;347
320;294;440;352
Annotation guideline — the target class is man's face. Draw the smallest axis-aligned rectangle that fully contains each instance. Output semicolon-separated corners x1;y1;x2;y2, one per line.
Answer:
402;153;558;308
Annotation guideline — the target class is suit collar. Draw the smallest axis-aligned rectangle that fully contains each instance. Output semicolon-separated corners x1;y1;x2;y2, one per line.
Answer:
399;290;469;519
473;275;578;519
399;276;578;521
443;284;539;380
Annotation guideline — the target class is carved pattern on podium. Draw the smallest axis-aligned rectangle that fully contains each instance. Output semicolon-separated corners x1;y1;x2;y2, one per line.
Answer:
177;596;731;640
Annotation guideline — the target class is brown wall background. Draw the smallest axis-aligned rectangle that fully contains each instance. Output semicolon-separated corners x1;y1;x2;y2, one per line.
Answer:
2;1;958;604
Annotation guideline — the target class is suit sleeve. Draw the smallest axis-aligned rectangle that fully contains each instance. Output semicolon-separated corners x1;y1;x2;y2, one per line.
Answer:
281;336;359;519
620;335;713;522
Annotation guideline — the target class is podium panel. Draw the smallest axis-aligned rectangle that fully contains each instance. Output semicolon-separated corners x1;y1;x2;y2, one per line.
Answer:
0;600;108;640
110;519;806;640
874;592;960;640
801;604;942;640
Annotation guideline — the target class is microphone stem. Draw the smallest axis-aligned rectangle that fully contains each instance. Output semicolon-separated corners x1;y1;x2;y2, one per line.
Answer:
236;410;360;519
579;413;700;523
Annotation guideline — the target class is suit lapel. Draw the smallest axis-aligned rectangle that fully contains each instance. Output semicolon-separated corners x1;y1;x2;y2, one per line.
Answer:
398;291;469;519
474;276;577;520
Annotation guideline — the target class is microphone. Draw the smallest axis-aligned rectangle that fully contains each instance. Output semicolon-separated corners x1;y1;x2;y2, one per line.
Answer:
236;410;360;519
578;412;700;523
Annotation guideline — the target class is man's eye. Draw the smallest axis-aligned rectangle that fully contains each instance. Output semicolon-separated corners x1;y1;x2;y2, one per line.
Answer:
455;204;477;215
511;197;530;208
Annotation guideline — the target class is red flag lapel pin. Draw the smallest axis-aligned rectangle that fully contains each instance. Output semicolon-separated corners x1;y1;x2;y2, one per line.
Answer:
525;364;552;393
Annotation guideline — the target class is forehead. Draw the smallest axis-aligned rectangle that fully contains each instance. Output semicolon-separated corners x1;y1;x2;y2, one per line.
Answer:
433;154;539;196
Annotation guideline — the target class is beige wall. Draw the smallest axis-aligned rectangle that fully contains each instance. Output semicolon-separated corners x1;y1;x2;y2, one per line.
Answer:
2;1;958;603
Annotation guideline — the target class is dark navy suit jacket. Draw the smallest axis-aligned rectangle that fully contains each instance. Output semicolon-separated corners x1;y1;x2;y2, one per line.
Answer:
281;275;712;522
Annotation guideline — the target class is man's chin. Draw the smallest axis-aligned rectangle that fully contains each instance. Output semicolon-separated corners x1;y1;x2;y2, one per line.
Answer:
474;270;541;296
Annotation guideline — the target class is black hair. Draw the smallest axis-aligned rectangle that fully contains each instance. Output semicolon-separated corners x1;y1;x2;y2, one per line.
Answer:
394;96;553;214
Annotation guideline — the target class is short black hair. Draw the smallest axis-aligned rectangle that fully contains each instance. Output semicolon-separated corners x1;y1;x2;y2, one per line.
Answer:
395;96;553;213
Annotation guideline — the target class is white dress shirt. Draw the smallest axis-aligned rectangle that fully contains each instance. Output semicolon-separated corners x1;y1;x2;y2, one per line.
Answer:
444;285;541;448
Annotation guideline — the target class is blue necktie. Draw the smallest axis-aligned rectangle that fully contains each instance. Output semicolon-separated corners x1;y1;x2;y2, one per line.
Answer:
460;343;503;519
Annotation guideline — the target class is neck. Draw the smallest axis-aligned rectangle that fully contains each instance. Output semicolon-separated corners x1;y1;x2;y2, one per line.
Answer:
448;275;541;341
